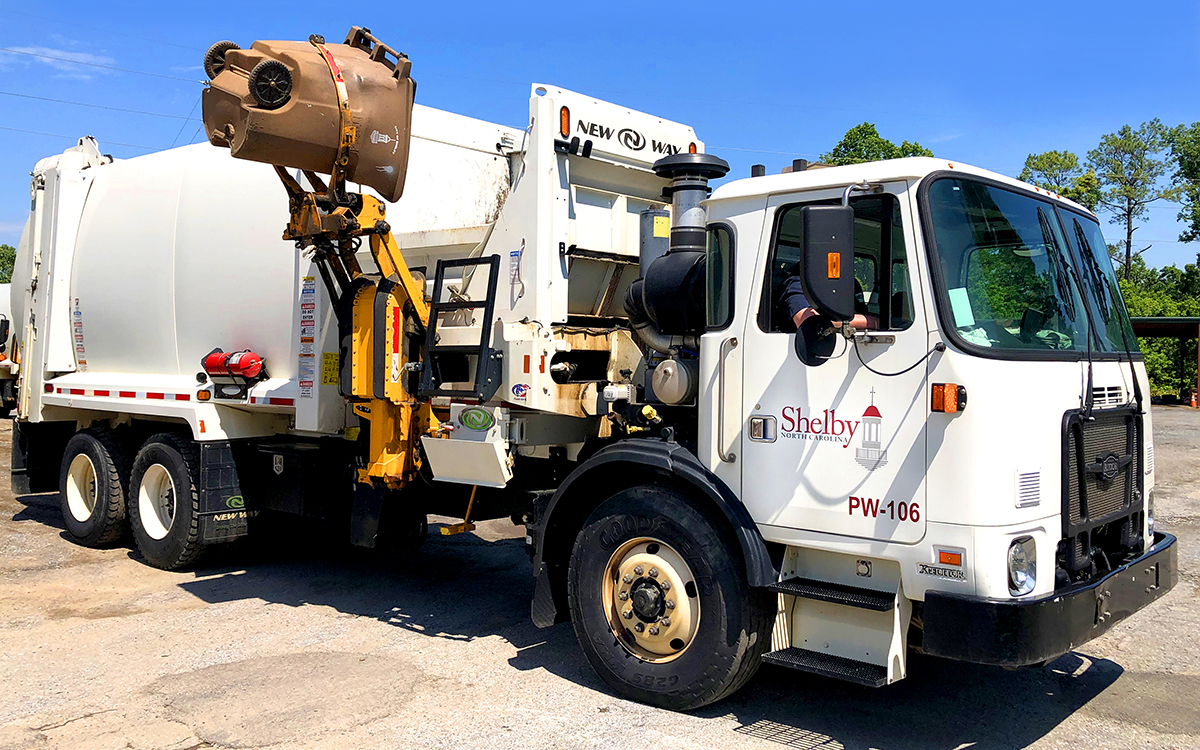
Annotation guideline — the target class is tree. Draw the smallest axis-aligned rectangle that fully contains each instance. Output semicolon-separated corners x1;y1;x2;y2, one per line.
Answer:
1087;120;1178;280
1168;121;1200;242
0;244;14;284
821;123;933;166
1018;150;1101;210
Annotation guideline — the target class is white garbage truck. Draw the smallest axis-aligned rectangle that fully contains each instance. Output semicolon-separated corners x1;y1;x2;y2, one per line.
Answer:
9;28;1177;710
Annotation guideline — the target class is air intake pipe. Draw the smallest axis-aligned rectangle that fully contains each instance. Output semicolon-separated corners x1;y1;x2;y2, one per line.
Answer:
625;153;729;354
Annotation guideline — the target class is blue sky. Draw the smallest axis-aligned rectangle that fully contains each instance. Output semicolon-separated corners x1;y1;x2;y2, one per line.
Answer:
1;1;1198;268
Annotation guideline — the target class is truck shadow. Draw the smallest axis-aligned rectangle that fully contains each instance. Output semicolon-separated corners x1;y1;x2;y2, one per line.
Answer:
12;492;1122;749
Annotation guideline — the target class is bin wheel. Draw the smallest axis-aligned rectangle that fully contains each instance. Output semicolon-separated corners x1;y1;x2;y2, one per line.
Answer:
203;40;240;80
247;59;292;110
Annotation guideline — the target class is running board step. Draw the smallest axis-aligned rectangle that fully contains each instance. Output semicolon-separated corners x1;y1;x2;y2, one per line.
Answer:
766;577;894;611
761;647;888;687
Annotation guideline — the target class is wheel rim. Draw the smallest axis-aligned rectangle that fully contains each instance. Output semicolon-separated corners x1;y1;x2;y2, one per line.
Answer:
65;453;98;523
138;464;176;541
602;537;701;663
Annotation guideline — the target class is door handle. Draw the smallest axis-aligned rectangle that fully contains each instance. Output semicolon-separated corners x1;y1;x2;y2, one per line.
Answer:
718;337;738;463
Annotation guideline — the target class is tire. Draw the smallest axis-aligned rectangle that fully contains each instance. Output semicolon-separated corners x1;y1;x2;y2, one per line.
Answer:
203;40;240;79
567;484;774;711
247;59;292;110
59;428;130;546
129;433;205;570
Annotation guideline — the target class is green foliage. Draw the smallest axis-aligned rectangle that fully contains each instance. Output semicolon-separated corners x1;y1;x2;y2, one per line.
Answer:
0;244;14;284
1118;253;1200;395
1087;120;1179;278
821;123;933;166
1018;150;1102;210
1169;121;1200;242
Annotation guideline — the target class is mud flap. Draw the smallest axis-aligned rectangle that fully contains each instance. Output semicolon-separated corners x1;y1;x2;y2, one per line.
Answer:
349;483;387;548
197;441;249;543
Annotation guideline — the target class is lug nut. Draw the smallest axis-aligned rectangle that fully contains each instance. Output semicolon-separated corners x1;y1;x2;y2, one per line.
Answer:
665;600;675;610
623;574;632;584
660;617;671;627
622;609;633;620
618;591;629;601
648;626;660;636
661;581;671;591
649;567;659;578
634;622;645;633
634;566;643;575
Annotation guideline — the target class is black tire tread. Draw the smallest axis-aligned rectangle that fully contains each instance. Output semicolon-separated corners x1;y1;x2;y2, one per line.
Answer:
566;484;774;710
60;427;131;547
130;432;205;570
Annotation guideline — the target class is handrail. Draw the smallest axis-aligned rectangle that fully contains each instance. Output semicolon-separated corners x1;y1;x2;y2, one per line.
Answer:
718;337;738;463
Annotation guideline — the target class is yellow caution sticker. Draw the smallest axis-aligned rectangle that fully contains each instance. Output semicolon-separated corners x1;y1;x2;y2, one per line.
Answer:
321;352;339;386
653;215;670;238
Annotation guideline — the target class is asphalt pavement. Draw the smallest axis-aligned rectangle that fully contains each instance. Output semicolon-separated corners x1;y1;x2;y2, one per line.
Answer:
1;407;1197;750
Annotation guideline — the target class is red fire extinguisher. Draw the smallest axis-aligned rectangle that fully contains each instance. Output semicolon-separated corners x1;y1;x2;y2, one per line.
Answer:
202;349;265;380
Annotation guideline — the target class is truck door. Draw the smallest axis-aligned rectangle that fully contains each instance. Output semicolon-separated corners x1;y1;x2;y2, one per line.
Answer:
738;184;928;544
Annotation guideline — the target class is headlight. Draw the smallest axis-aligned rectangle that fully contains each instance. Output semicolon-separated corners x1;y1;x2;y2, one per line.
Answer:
1147;489;1155;535
1008;536;1036;596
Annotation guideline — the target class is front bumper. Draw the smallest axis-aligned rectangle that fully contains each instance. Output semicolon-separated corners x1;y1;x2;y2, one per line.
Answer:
922;532;1177;666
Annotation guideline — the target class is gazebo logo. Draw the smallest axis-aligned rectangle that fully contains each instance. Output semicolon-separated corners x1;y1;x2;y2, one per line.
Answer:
855;388;888;471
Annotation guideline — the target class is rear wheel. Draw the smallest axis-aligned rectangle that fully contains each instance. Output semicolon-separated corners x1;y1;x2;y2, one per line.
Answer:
567;484;773;710
129;433;205;570
59;428;130;546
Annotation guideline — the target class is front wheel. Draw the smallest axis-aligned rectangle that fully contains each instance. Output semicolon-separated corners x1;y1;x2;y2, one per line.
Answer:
567;484;773;710
129;433;205;570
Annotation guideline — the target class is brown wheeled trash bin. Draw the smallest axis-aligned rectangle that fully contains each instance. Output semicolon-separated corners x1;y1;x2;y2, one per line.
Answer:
202;27;415;203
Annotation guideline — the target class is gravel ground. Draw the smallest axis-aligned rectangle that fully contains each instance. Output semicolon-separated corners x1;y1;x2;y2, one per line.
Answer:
0;408;1197;750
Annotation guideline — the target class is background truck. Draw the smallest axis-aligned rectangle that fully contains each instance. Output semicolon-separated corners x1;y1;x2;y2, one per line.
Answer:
9;28;1178;711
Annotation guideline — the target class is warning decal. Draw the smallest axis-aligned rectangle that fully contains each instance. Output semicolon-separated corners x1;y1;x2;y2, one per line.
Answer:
321;352;339;386
298;276;317;399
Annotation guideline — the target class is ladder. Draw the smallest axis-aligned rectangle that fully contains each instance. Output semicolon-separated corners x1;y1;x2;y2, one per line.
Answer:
419;255;502;403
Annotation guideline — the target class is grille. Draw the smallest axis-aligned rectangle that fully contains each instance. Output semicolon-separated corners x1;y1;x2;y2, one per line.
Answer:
1091;385;1125;407
1065;410;1139;525
1016;470;1040;507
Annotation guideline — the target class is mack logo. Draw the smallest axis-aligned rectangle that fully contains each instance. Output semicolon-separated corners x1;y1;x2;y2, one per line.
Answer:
617;128;645;151
1086;451;1132;485
459;407;495;431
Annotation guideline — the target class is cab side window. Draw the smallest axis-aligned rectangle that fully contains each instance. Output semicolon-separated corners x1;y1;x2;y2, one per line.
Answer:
759;194;914;332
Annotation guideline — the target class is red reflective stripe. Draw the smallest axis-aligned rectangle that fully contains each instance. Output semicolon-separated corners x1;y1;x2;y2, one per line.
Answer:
146;392;165;400
119;391;136;398
174;393;190;402
269;397;294;406
392;306;401;352
56;388;63;394
93;390;110;397
69;388;84;395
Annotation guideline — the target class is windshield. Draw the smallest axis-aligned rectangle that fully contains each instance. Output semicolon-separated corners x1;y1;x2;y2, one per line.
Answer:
1057;208;1139;352
925;177;1092;353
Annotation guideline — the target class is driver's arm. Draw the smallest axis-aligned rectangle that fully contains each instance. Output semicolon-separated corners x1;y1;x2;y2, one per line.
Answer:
783;276;877;330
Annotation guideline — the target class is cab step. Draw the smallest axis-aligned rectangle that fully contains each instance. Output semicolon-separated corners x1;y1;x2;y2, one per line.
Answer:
761;647;888;688
766;577;894;612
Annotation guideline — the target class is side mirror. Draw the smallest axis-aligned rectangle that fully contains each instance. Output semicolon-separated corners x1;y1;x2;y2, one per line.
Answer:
794;313;837;366
799;205;856;321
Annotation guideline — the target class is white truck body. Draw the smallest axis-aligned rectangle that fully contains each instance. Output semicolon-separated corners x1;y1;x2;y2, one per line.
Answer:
10;79;1177;706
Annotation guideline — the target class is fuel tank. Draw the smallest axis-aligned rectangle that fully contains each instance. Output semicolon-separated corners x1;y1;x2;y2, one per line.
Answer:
201;27;415;202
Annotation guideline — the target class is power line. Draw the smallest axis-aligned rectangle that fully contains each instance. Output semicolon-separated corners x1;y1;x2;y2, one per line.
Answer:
0;90;200;121
0;47;202;83
0;125;157;151
170;95;204;148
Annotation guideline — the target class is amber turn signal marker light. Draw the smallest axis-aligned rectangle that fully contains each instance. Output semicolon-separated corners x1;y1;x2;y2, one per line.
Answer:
559;106;570;138
827;252;841;279
938;550;962;566
931;383;967;413
196;390;212;402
